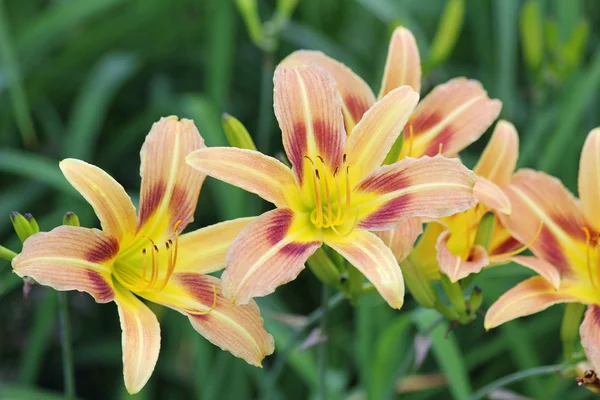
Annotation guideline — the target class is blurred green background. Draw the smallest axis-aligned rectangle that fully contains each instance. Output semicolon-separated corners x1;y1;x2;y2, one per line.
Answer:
1;0;600;398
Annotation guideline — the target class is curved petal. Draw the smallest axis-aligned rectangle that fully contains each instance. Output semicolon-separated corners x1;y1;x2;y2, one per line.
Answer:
409;221;447;280
186;148;297;207
499;169;587;278
12;226;117;303
273;65;346;186
374;217;423;262
223;209;321;305
436;230;489;282
141;274;274;366
379;26;422;97
484;276;592;330
137;116;206;239
60;159;136;243
473;177;511;215
354;155;477;230
581;305;600;371
282;50;376;131
473;120;519;186
345;86;419;183
325;229;405;309
507;256;561;289
175;217;255;275
579;128;600;233
114;283;160;394
399;78;502;158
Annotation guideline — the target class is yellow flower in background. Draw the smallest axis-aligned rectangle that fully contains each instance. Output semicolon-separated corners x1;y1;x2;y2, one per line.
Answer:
484;128;600;372
186;64;478;310
12;117;274;394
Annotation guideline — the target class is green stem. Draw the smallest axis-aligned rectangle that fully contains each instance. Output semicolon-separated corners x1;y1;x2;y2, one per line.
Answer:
469;365;562;400
256;53;275;153
0;245;17;262
57;292;76;399
317;284;329;400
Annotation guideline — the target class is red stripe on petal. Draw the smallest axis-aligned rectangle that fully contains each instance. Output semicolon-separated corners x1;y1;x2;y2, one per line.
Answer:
345;95;370;129
422;127;454;157
87;270;115;302
265;209;294;245
85;236;119;263
137;182;166;229
356;168;411;193
314;118;344;166
411;112;443;135
358;196;412;229
538;226;571;277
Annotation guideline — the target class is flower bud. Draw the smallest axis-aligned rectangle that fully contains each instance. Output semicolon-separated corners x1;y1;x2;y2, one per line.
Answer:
62;212;81;227
306;248;340;286
400;258;437;308
473;212;495;251
10;212;36;242
467;286;483;314
222;113;257;151
441;273;466;315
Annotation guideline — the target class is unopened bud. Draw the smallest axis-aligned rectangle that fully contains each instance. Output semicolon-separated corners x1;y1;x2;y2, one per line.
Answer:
62;212;80;227
473;212;495;251
441;273;466;315
400;258;437;308
10;212;36;242
306;248;340;286
467;286;483;314
222;113;257;151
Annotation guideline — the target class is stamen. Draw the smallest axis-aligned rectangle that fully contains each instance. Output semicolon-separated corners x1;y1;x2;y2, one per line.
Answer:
333;167;342;224
306;156;323;228
490;222;544;261
438;143;444;155
582;227;597;289
317;156;333;227
344;165;351;222
154;220;182;292
186;285;218;316
330;207;360;237
407;117;415;157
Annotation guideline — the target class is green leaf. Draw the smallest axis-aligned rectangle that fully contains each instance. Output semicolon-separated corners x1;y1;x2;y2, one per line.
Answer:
0;149;70;194
426;0;465;70
519;0;544;71
0;386;66;400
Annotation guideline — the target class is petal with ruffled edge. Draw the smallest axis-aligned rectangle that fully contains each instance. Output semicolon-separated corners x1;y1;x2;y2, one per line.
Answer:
473;177;511;215
141;274;274;366
60;159;136;243
473;120;519;187
436;230;489;282
136;116;206;241
281;50;376;132
484;276;598;330
499;169;587;278
399;78;502;159
354;155;477;231
579;128;600;233
325;229;405;309
12;226;117;303
379;26;422;96
174;217;255;275
581;305;600;371
223;209;321;305
186;148;297;208
113;283;160;394
273;65;346;185
345;86;419;183
374;217;423;262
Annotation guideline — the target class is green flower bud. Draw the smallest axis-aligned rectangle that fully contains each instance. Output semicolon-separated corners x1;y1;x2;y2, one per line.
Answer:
306;248;340;286
62;212;81;227
400;258;437;308
10;212;36;242
441;273;466;315
467;286;483;314
222;113;257;151
474;212;496;251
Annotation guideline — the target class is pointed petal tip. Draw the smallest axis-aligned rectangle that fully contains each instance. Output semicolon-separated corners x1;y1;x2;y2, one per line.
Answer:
473;177;512;215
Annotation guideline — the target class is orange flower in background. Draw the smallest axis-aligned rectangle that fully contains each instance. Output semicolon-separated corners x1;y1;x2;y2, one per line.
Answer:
186;64;478;310
12;117;274;394
484;128;600;372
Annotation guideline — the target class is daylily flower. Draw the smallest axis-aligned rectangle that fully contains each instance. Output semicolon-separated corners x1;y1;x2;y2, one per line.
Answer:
12;117;274;394
186;64;478;309
282;26;502;261
408;121;559;284
484;128;600;373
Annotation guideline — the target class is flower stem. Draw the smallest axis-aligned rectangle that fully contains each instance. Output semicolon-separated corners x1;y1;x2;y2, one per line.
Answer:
57;292;76;399
256;53;275;153
317;283;329;400
0;245;17;262
469;365;562;400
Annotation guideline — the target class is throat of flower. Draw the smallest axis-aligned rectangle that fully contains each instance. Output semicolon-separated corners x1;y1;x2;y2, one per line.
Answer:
489;221;543;262
582;227;599;289
305;154;357;236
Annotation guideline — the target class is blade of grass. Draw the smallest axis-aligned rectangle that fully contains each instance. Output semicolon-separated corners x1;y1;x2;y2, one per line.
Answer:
494;0;519;119
0;149;70;194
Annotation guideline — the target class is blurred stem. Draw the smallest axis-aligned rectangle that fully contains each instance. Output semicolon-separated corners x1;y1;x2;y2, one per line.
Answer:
0;245;17;262
256;53;275;153
561;303;585;361
317;284;329;400
58;292;76;399
469;365;562;400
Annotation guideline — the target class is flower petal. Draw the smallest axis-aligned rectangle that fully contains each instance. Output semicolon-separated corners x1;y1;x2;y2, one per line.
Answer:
282;50;376;131
499;169;587;278
141;273;274;366
409;221;447;280
579;128;600;233
185;147;297;207
60;159;136;243
114;283;160;394
354;155;477;230
399;78;502;158
484;276;593;330
507;256;561;289
374;217;423;262
325;229;405;309
175;217;255;275
345;86;419;183
223;209;321;305
436;230;489;282
273;65;346;185
473;120;519;186
581;305;600;371
12;226;117;303
379;26;422;96
473;177;511;215
137;116;206;238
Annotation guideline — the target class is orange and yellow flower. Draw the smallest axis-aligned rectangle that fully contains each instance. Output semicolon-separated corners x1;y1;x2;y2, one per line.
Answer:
186;64;478;309
484;128;600;372
12;117;274;394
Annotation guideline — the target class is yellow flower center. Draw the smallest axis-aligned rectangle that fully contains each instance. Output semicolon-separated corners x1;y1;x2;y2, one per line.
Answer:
582;227;600;289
